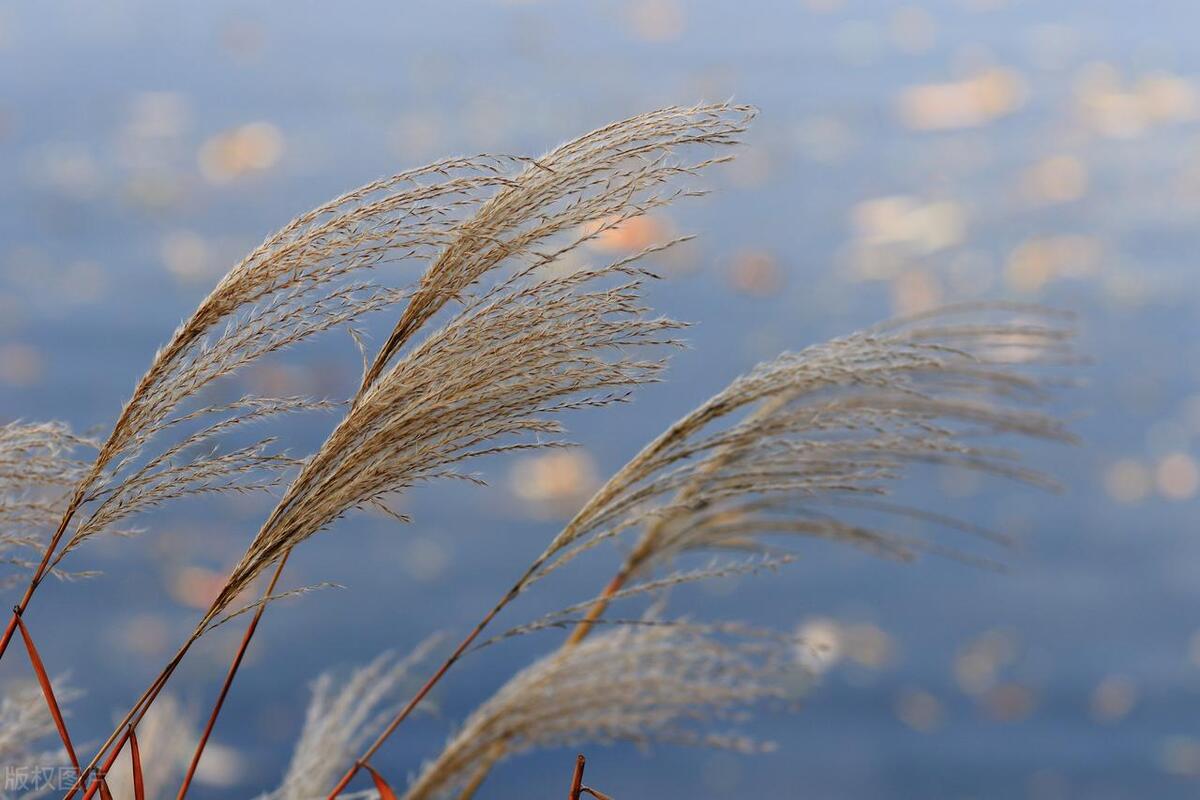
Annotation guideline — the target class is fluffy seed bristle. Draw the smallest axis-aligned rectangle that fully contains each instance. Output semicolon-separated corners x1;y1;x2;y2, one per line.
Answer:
263;638;441;800
205;257;687;627
0;677;81;796
0;421;90;584
198;104;751;629
531;305;1075;581
404;623;804;800
361;103;755;390
50;157;520;567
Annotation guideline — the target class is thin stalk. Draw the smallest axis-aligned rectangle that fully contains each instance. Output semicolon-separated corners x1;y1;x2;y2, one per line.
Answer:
451;558;642;800
450;404;766;799
0;489;87;663
328;380;740;798
324;558;549;799
453;742;507;800
3;397;144;666
563;560;639;648
568;755;586;800
176;552;292;800
364;494;688;800
69;549;291;800
63;638;194;800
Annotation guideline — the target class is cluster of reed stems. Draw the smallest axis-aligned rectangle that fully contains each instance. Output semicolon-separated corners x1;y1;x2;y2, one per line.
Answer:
0;103;1075;800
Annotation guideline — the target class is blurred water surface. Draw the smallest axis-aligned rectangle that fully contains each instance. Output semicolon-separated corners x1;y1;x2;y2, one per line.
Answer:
3;2;1200;798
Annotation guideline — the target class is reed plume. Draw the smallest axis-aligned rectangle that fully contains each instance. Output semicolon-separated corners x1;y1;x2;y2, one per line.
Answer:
360;103;755;392
0;155;526;678
190;256;686;800
198;101;754;628
0;423;88;587
0;679;79;799
7;157;526;799
404;623;804;800
48;156;524;568
203;256;686;631
262;639;441;800
103;695;197;800
530;305;1074;584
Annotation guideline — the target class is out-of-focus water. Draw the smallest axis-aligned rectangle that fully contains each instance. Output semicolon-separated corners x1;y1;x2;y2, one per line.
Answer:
3;2;1200;798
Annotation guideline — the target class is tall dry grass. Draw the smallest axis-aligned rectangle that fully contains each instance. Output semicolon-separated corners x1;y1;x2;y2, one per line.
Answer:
0;102;1076;800
388;305;1075;798
24;102;752;799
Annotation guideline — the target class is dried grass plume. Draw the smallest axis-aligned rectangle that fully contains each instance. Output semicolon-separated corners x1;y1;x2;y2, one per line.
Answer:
404;623;804;800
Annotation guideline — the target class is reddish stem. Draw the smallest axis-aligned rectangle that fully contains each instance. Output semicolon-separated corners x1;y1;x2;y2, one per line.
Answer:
0;497;83;664
569;755;586;800
324;576;530;799
327;533;647;798
129;727;145;800
176;553;291;800
63;637;194;800
14;612;80;773
0;607;19;664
